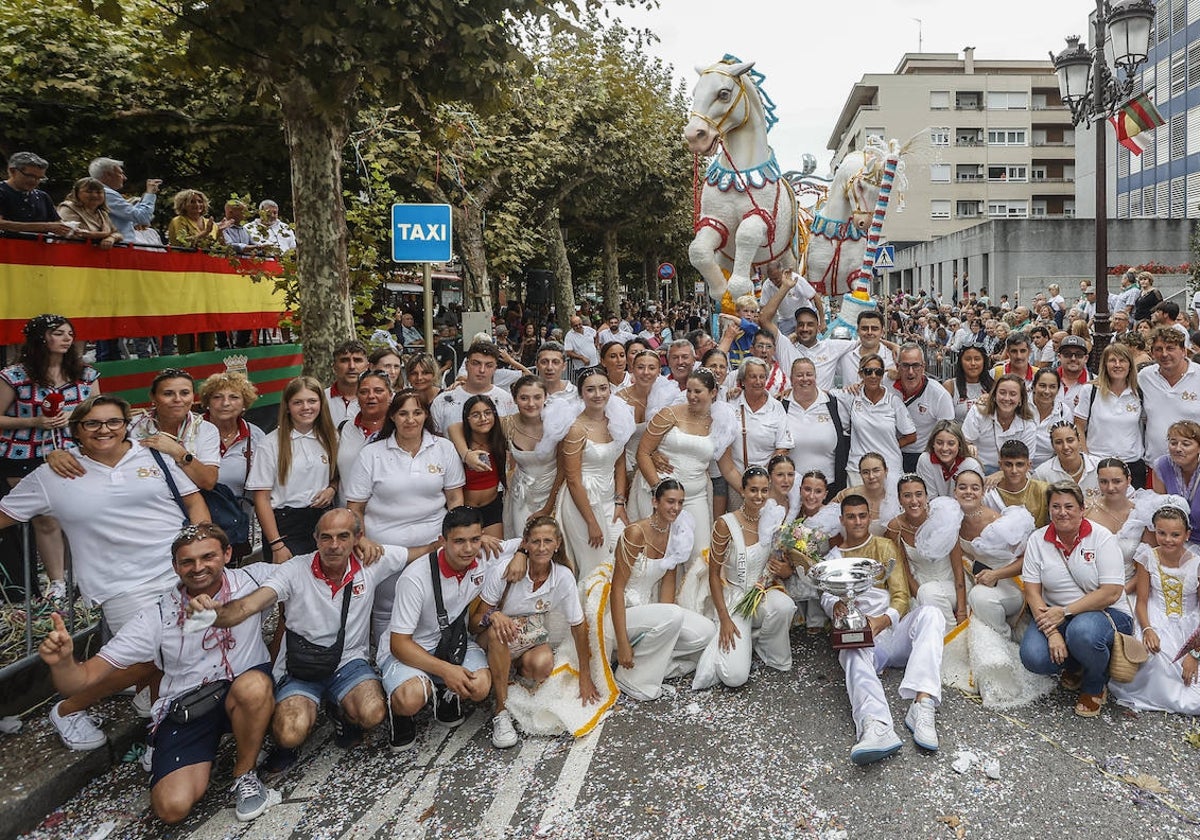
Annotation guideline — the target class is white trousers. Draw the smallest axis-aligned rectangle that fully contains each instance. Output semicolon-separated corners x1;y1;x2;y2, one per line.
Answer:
827;603;945;737
615;604;715;701
695;589;797;689
967;578;1023;636
915;580;964;628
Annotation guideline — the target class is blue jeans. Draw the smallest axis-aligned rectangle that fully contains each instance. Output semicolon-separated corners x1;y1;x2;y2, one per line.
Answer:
1019;608;1133;694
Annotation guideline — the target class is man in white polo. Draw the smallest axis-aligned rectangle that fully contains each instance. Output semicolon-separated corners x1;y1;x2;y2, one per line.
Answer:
894;343;955;473
1142;326;1200;469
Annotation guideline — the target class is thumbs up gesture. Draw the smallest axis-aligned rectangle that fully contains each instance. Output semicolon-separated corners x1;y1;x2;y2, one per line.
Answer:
38;612;75;667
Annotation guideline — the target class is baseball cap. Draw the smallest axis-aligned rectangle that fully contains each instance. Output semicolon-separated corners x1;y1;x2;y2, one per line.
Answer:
1059;336;1089;353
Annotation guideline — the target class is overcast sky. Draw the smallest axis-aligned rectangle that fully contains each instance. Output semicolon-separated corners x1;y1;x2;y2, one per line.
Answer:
613;0;1096;173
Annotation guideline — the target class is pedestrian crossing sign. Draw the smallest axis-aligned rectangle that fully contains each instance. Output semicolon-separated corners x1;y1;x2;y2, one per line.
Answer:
875;244;895;270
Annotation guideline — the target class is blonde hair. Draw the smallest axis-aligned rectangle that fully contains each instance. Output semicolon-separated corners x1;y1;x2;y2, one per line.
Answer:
276;376;338;486
735;294;758;312
198;372;258;410
172;188;210;216
1096;343;1138;399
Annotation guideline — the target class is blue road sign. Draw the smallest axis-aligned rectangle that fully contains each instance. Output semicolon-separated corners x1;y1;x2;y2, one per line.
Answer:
391;204;452;263
658;262;676;281
875;244;896;270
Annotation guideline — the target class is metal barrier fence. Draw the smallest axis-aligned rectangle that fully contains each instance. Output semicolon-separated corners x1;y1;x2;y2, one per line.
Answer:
922;344;958;382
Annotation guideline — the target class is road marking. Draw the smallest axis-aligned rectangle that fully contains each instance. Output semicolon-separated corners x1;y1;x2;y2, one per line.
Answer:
342;715;484;840
474;739;551;839
534;719;607;834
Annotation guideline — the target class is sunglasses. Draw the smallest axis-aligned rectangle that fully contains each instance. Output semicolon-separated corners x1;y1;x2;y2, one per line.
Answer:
859;367;885;376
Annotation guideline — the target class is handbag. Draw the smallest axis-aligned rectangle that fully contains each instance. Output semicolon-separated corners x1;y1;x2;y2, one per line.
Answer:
167;679;231;724
429;551;469;665
200;483;250;545
1104;610;1149;683
285;583;352;682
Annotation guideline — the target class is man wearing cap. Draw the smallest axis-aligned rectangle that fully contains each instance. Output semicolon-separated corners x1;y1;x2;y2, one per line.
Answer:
1056;336;1092;410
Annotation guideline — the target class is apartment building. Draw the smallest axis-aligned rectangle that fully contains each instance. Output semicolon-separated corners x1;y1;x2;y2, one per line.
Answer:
827;49;1077;246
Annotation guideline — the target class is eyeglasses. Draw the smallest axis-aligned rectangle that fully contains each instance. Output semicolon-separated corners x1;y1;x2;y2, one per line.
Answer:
467;410;495;421
16;169;48;184
79;418;127;431
898;362;923;369
860;367;885;376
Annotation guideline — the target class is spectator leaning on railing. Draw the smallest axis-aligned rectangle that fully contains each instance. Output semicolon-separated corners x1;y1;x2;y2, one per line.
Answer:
88;156;160;242
0;152;73;238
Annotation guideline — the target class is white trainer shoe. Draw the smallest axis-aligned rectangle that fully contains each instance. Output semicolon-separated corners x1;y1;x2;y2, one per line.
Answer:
904;697;939;751
131;686;153;719
850;718;902;766
49;701;106;751
491;710;519;749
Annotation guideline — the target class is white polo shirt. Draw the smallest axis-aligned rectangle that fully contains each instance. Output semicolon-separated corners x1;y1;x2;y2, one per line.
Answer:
215;421;266;499
729;394;793;473
430;384;517;435
834;388;916;478
0;445;199;605
389;539;521;653
783;392;838;480
1022;521;1129;615
1033;453;1102;503
336;420;377;497
343;432;465;546
564;326;599;367
895;378;955;454
245;428;334;508
598;327;637;347
759;271;817;336
774;335;855;391
1139;362;1200;464
267;547;410;671
480;561;584;626
98;563;274;722
961;406;1039;470
1073;385;1144;464
837;344;896;390
324;384;359;427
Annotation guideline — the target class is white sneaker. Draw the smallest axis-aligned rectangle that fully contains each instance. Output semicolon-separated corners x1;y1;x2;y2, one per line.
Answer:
850;719;902;766
491;710;519;749
49;701;106;751
131;687;153;719
904;697;939;751
140;746;154;773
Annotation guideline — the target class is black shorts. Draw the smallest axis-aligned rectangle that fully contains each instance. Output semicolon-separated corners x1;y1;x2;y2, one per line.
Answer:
475;493;504;528
0;456;43;480
274;506;322;556
149;663;272;787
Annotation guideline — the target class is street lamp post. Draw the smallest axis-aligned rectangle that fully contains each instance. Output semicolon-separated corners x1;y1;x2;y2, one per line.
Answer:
1051;0;1156;361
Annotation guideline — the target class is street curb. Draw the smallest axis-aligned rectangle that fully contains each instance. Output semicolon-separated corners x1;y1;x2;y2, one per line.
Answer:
1;706;144;840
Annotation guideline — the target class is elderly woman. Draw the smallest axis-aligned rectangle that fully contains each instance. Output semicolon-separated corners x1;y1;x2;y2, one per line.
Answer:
728;356;792;505
1151;420;1200;544
0;395;208;749
166;189;227;248
198;372;266;561
1020;481;1132;717
0;315;100;600
56;178;121;249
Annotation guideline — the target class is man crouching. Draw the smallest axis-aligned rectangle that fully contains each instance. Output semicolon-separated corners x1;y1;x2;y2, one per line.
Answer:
39;523;279;824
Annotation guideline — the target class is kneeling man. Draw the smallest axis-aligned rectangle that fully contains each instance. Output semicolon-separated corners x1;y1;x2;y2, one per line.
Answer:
825;495;946;765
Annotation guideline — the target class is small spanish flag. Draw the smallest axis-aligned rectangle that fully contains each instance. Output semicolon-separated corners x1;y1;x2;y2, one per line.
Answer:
1109;92;1165;155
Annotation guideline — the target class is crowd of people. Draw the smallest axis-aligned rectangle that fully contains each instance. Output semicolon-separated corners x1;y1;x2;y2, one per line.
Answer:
6;223;1200;821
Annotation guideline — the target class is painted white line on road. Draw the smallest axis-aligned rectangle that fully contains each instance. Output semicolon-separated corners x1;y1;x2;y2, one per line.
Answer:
343;714;484;840
474;739;550;840
534;719;607;834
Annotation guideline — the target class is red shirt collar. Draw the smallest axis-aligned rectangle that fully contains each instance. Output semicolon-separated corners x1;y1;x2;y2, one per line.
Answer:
329;382;354;405
1057;367;1089;390
1004;362;1034;381
310;553;362;595
437;548;477;582
894;376;928;399
1044;518;1093;555
205;415;250;456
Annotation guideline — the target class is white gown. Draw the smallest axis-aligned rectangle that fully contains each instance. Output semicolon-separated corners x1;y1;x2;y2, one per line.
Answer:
693;508;795;689
556;437;625;582
633;426;716;564
504;441;558;539
905;497;965;627
624;417;651;521
1111;545;1200;715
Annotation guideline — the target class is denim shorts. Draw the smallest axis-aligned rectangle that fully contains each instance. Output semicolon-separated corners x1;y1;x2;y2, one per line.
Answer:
711;475;729;499
380;642;487;698
275;657;379;705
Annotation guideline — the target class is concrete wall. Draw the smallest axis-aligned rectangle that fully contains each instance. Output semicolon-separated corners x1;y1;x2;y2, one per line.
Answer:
888;218;1193;303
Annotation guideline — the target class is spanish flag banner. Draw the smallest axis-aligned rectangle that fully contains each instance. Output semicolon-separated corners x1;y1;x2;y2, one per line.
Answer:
1109;92;1165;156
0;237;286;344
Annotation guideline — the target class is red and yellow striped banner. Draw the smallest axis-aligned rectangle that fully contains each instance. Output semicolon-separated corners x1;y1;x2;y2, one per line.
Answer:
0;237;287;344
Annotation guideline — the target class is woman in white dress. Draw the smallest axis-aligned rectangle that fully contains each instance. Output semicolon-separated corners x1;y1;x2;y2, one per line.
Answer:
886;474;966;628
785;469;841;630
832;453;900;535
700;348;734;517
556;368;634;580
767;454;800;521
693;467;796;689
502;376;572;539
605;480;716;700
1111;506;1200;714
1085;458;1162;591
635;369;739;566
600;341;631;392
1034;421;1101;504
915;420;982;499
620;349;664;520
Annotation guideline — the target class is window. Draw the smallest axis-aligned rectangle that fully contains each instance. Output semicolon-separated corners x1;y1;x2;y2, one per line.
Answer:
930;163;951;183
1172;177;1186;216
986;91;1028;110
987;200;1028;218
1131;189;1142;216
1117;192;1129;218
1189;43;1200;88
930;127;950;146
1174;0;1186;33
1063;201;1075;219
987;128;1027;146
1171;112;1186;160
956;130;983;146
1189;173;1200;217
865;127;885;141
1144;185;1156;215
1031;166;1047;181
1173;53;1187;97
956;200;981;218
930;200;951;219
987;165;1028;182
930;90;950;110
956;165;982;181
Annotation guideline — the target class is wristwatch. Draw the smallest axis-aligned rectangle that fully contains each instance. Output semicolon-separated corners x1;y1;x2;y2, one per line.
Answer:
178;453;194;465
1189;649;1200;662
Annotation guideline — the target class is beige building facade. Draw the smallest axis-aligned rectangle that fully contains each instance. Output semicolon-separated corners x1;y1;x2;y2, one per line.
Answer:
827;49;1077;248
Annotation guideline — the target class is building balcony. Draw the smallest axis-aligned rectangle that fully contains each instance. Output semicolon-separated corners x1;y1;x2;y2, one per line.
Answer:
1031;140;1072;147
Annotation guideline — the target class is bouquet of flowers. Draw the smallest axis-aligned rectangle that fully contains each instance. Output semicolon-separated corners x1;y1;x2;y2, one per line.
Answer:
732;518;830;619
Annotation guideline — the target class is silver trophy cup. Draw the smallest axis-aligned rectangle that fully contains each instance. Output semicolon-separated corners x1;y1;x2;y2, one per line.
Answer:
808;556;890;649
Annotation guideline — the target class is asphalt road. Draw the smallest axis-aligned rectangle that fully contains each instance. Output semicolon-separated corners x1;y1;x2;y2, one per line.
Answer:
16;632;1200;839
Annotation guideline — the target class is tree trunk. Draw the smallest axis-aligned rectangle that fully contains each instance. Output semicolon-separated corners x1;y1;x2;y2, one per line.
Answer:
544;206;575;326
276;79;353;383
601;228;620;317
453;202;492;313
